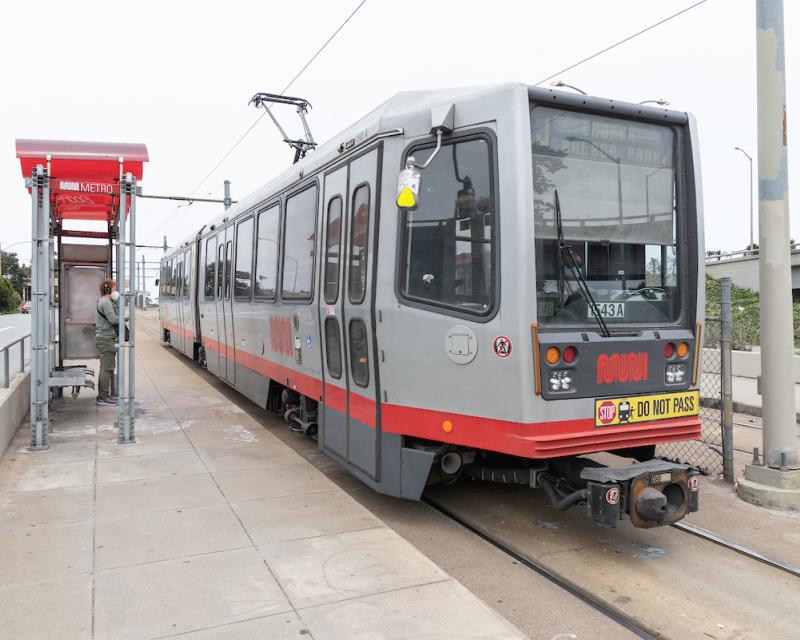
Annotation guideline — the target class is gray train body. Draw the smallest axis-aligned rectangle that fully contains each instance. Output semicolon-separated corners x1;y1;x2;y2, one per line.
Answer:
160;83;705;509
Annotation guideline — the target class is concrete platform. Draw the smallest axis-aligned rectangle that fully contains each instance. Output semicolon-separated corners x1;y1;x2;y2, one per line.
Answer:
0;327;524;639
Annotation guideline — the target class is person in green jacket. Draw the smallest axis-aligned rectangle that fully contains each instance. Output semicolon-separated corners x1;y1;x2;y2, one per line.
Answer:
95;278;121;406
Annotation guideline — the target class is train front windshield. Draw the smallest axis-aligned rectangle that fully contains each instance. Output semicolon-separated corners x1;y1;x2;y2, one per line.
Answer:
531;105;682;327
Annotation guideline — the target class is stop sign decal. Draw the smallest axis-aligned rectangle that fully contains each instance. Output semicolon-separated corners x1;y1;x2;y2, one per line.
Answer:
598;401;617;425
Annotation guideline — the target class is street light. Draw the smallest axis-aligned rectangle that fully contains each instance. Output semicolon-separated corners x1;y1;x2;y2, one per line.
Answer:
639;99;671;106
550;80;588;95
733;146;755;252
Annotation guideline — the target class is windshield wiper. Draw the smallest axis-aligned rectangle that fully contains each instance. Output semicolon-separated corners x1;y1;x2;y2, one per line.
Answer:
554;190;611;337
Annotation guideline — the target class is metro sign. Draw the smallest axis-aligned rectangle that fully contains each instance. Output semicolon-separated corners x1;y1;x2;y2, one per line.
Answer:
56;180;118;195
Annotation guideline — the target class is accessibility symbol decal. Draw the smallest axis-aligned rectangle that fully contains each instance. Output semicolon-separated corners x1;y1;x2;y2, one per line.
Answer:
493;335;512;359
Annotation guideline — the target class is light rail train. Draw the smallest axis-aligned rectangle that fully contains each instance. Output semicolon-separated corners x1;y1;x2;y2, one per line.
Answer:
160;83;704;528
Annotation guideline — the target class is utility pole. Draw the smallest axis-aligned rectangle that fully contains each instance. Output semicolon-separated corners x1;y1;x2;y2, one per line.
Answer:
738;0;800;510
163;236;168;254
141;254;146;308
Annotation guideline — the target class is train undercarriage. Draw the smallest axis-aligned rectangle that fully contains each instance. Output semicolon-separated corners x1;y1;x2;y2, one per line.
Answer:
274;380;699;530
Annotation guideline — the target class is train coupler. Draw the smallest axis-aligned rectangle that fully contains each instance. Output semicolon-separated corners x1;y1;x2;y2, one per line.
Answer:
580;459;699;529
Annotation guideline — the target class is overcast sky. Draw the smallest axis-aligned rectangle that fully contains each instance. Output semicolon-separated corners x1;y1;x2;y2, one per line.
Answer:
1;0;797;293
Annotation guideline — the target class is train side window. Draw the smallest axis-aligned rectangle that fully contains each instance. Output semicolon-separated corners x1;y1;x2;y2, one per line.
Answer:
176;260;183;299
399;136;495;317
255;204;280;300
348;185;370;304
349;318;369;387
324;317;342;378
183;249;191;298
224;240;232;300
216;244;224;299
234;216;254;299
324;196;343;304
169;259;176;298
204;236;216;299
282;184;318;300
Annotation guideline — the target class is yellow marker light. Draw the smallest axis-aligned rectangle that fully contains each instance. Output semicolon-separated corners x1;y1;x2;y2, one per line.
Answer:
396;186;416;208
678;342;690;358
442;420;454;433
545;346;560;365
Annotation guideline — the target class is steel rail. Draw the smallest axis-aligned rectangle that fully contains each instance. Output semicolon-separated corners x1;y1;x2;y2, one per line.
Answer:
422;495;660;640
671;520;800;578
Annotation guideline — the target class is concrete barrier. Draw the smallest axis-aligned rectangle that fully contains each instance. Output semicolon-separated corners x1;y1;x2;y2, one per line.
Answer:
702;348;800;383
0;371;29;456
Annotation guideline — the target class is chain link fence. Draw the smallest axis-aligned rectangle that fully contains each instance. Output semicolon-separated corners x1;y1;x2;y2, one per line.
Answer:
656;303;733;478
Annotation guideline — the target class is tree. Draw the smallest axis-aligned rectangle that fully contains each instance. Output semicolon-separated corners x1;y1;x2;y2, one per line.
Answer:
0;276;21;313
0;251;31;298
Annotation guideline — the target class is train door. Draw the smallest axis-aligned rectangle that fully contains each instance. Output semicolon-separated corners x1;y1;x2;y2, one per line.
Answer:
203;234;220;376
214;227;229;381
319;147;382;479
214;225;235;384
181;247;193;356
174;253;185;354
319;165;348;460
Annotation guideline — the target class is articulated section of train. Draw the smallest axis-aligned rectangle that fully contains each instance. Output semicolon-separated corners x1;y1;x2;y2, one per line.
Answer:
159;83;705;528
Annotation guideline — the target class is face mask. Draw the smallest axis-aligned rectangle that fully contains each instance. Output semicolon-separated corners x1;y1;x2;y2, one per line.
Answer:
110;290;120;301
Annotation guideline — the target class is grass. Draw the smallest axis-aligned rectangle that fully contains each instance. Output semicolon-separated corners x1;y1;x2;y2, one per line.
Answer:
705;274;800;348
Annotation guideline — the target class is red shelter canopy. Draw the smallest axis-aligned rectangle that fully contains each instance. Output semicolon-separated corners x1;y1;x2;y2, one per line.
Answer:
16;139;148;222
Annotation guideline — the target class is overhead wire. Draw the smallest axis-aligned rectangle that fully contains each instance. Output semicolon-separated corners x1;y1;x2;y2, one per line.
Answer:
143;0;369;243
147;0;707;244
535;0;709;86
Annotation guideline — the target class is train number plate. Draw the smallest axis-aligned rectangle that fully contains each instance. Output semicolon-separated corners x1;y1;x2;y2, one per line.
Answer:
594;390;699;427
588;302;624;319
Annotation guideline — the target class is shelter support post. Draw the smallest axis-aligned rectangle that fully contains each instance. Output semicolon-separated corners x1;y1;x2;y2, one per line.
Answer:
29;164;50;450
116;173;136;443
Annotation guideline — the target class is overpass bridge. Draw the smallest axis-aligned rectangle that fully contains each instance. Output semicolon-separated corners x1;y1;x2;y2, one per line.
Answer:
705;248;800;299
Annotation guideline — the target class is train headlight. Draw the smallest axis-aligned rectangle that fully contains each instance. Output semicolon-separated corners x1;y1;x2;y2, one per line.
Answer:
549;370;574;392
665;363;687;384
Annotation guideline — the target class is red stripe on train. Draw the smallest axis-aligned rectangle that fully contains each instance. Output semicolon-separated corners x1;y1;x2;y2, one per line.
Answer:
163;321;196;343
197;336;701;459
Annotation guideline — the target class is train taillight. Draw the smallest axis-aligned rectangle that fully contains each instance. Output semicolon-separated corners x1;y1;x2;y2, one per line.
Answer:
664;342;675;359
545;346;560;365
562;346;577;363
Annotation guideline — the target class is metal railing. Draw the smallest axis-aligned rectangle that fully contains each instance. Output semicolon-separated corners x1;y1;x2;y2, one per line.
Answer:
1;333;30;388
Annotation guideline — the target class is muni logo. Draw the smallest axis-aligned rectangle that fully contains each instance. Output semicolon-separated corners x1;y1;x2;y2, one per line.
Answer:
596;352;648;384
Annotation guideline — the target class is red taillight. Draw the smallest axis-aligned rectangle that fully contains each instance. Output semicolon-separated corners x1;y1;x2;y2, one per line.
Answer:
664;342;675;359
563;345;577;363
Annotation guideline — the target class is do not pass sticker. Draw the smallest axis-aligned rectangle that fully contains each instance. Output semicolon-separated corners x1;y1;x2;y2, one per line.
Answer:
493;335;512;359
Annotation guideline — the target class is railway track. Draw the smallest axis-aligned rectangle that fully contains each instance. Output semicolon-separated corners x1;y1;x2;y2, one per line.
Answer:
671;520;800;578
424;489;800;640
422;494;662;640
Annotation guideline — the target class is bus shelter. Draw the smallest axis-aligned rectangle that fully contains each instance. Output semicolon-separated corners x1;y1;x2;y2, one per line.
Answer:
16;139;148;448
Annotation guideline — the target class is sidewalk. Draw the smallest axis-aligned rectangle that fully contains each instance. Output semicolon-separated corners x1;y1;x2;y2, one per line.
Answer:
0;325;524;639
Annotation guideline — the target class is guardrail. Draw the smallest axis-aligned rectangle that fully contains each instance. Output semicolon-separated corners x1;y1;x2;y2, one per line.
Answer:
1;333;30;388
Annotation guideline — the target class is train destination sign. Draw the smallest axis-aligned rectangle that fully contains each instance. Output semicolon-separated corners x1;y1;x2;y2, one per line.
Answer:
595;390;699;427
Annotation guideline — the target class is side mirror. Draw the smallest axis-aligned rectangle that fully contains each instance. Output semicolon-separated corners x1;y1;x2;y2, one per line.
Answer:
154;278;160;286
396;160;421;209
396;105;454;210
